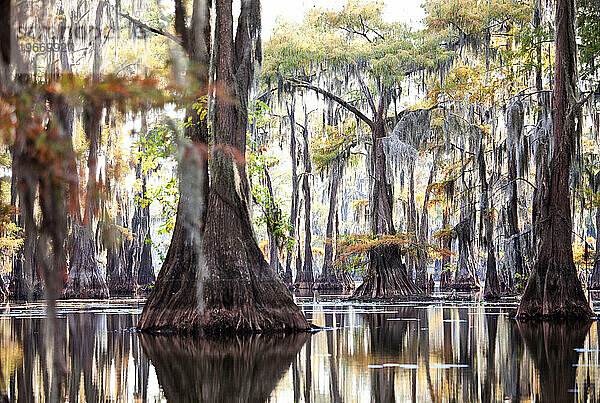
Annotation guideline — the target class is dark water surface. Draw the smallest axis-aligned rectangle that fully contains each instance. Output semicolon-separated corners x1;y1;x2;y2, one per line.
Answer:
1;296;600;402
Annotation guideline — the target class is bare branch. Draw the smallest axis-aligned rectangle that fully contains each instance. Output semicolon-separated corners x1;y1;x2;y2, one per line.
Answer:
119;12;182;45
287;77;374;130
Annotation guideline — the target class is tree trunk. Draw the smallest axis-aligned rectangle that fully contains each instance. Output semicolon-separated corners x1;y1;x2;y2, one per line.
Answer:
106;195;136;296
131;109;155;293
284;100;298;286
406;160;418;283
504;100;525;290
263;165;284;276
314;160;354;291
590;207;600;288
64;0;109;299
352;117;420;298
138;0;309;334
0;269;6;301
136;0;211;332
9;122;42;300
517;0;592;319
415;154;438;291
453;196;479;291
295;115;314;289
479;141;500;300
440;204;453;290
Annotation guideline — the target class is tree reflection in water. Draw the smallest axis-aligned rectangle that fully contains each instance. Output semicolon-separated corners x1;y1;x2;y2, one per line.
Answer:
1;301;600;401
518;320;591;402
140;333;309;402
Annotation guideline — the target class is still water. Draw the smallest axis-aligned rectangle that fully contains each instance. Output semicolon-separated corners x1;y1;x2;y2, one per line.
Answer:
1;296;600;402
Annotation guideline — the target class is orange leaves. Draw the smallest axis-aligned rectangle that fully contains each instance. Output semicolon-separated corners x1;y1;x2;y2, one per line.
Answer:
336;232;453;269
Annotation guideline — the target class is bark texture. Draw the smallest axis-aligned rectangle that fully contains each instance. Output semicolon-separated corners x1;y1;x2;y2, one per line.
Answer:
517;0;592;319
64;224;109;299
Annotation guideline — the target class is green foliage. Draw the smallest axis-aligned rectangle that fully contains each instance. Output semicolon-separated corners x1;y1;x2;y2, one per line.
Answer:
0;202;23;258
578;0;600;83
264;0;452;86
513;272;529;292
132;122;179;239
424;0;531;37
247;150;292;251
311;118;357;172
135;124;177;174
146;176;178;236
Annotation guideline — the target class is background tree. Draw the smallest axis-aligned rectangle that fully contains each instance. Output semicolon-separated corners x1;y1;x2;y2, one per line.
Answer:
517;0;593;319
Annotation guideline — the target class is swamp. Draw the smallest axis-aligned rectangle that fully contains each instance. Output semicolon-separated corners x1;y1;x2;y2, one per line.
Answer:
1;0;600;401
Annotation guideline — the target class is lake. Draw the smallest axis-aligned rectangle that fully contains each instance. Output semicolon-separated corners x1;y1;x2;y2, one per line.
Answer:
1;295;599;402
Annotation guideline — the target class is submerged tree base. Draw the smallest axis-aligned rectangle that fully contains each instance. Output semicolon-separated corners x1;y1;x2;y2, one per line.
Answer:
138;188;311;335
517;261;593;321
64;225;109;299
314;268;355;292
313;280;354;292
351;246;421;299
453;283;481;292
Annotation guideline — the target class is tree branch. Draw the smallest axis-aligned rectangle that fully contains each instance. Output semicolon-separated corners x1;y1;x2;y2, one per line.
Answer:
287;77;374;130
119;12;182;45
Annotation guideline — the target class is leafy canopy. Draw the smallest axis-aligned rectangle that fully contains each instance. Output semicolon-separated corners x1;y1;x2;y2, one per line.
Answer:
264;0;452;86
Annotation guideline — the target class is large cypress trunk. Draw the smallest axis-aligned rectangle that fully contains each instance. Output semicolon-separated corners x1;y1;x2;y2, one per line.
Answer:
9;118;42;300
136;0;211;331
294;117;314;289
352;118;420;298
63;101;109;299
314;160;354;291
517;0;592;319
138;0;309;334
